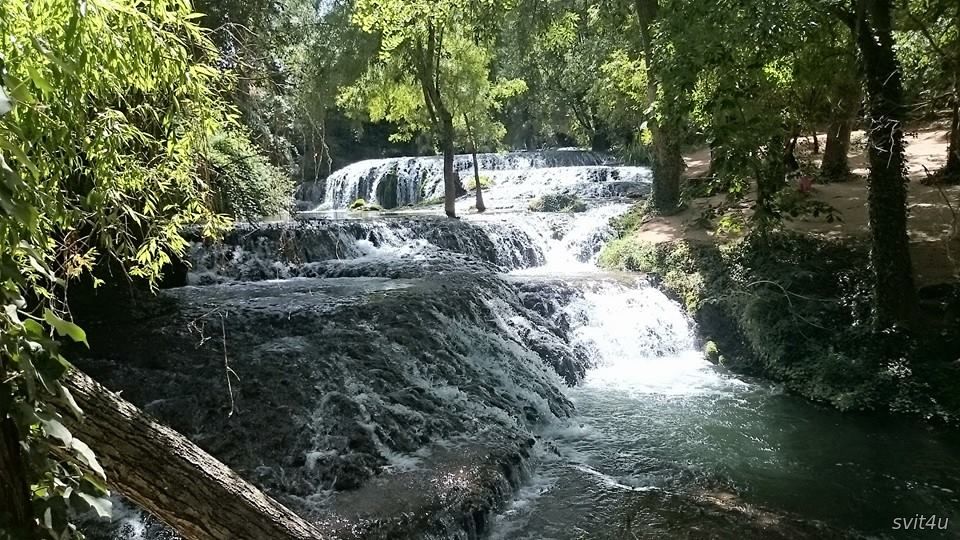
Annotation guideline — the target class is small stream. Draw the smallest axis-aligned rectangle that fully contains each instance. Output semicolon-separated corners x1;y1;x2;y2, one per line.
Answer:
88;151;960;539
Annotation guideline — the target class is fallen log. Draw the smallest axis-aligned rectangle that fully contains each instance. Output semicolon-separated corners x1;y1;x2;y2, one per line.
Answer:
62;369;327;540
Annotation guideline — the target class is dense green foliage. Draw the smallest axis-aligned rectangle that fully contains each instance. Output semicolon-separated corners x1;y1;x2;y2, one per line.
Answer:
205;129;294;220
0;0;287;535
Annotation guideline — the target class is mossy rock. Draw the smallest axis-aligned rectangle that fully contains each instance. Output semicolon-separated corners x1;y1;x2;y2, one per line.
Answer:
349;198;367;210
348;198;383;212
704;341;720;364
528;193;588;213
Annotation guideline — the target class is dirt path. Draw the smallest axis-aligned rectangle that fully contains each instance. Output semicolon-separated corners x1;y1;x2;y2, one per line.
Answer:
634;127;960;286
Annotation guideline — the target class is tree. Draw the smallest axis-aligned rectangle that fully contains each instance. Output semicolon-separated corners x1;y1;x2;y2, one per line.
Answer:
832;0;919;328
446;37;527;212
347;0;462;217
633;0;684;213
342;3;522;214
0;0;233;535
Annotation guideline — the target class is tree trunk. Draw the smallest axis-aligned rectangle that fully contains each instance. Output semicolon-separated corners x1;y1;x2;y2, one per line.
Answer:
854;0;918;329
811;131;821;154
652;128;683;212
635;0;682;214
945;90;960;179
472;150;485;212
945;4;960;180
822;120;854;179
439;109;457;218
464;114;486;213
822;81;859;180
0;416;36;539
61;370;325;540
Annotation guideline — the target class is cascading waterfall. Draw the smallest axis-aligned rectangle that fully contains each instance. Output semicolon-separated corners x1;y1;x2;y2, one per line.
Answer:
86;151;960;540
301;150;651;210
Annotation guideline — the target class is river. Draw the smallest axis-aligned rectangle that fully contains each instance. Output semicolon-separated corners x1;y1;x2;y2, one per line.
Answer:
86;151;959;539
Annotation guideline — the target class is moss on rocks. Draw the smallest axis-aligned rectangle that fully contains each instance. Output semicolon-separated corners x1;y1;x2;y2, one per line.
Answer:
349;198;383;212
528;193;588;213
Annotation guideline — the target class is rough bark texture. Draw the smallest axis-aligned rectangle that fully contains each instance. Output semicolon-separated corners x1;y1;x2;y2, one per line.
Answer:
62;369;326;540
635;0;682;214
852;0;919;328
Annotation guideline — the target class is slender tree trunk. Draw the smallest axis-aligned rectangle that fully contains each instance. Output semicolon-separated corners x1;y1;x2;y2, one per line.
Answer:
0;416;36;539
439;109;457;218
472;149;485;212
945;89;960;179
635;0;682;214
464;114;486;213
853;0;918;329
811;130;821;154
945;5;960;180
61;370;325;540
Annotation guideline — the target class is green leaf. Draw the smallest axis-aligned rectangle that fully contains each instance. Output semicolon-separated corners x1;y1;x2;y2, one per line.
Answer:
1;74;34;104
78;493;112;519
0;135;41;177
44;309;89;347
72;438;106;479
26;66;55;94
41;417;73;446
56;381;84;419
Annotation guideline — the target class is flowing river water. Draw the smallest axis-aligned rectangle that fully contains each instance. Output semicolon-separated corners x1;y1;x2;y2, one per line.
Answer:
86;151;960;539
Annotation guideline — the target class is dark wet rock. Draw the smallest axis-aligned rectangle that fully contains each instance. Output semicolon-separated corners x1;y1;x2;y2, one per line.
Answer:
186;216;545;284
76;273;588;539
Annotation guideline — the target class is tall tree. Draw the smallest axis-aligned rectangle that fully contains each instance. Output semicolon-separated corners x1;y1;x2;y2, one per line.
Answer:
341;8;522;213
634;0;684;213
350;0;466;217
834;0;919;328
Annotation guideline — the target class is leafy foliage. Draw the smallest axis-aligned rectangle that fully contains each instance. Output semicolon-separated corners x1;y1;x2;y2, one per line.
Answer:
0;0;234;534
205;129;294;221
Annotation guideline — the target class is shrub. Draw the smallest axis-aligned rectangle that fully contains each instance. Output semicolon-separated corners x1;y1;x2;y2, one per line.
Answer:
206;130;294;221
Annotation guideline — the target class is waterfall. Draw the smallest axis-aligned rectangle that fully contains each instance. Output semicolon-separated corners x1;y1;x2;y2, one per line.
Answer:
304;150;651;210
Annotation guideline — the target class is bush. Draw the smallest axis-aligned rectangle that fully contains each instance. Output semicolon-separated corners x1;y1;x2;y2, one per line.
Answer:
466;175;494;190
529;193;588;213
206;130;295;221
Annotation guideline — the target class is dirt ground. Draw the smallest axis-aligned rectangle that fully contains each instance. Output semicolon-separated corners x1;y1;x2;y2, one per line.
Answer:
634;126;960;287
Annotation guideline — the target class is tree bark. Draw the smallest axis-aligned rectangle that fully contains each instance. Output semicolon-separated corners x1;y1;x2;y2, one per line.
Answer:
439;109;458;218
635;0;682;214
945;88;960;179
0;417;36;539
464;115;486;213
822;80;860;180
851;0;919;329
811;130;820;154
61;369;326;540
822;119;854;179
944;4;960;180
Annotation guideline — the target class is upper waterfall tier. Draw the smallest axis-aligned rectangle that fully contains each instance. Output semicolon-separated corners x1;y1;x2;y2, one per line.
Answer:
298;149;651;210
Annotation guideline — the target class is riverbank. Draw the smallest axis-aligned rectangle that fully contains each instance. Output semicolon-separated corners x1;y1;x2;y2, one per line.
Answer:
599;230;960;420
